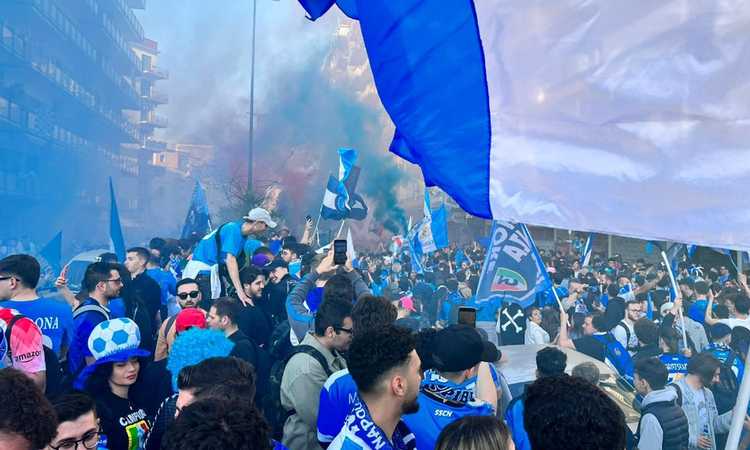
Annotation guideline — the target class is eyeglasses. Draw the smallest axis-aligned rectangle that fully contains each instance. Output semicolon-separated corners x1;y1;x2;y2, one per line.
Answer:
104;278;123;285
0;276;13;282
49;428;101;450
177;291;200;300
334;326;353;335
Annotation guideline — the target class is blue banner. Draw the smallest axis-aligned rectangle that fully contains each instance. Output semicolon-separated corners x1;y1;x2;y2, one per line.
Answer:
40;231;62;273
475;221;551;308
181;181;212;239
109;178;126;262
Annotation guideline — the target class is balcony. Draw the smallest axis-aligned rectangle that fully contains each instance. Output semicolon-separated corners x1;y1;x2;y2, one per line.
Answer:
139;114;167;128
103;0;145;43
0;21;141;139
142;65;169;80
143;89;168;105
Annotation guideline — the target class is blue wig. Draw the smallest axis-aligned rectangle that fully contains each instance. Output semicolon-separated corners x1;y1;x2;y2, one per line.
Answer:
166;328;235;391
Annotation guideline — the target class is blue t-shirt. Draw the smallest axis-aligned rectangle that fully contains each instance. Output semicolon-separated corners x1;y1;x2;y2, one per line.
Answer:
191;222;246;266
660;353;689;383
688;299;709;324
108;298;126;318
147;268;177;306
403;370;494;450
0;298;74;356
68;299;110;375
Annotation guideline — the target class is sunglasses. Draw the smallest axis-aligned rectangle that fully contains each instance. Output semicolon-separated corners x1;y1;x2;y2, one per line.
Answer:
177;291;200;300
334;326;353;335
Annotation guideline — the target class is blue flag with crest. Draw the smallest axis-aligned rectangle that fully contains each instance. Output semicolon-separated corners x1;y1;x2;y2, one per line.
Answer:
475;222;551;308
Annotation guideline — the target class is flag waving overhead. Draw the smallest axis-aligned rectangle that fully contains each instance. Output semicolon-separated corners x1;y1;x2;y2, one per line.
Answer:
321;148;368;221
580;235;594;268
109;177;126;262
40;232;62;274
181;181;212;239
475;221;551;308
298;1;750;251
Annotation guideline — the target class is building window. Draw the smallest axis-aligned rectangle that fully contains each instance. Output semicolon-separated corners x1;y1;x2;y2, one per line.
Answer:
9;102;21;124
0;97;8;118
142;54;152;71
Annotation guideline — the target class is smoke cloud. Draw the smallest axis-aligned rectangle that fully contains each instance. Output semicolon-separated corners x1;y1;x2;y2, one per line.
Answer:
138;2;411;243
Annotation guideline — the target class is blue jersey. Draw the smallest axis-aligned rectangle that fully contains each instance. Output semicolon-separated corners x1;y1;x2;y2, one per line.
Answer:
403;370;494;450
68;299;110;375
704;344;745;381
318;369;358;446
191;222;246;265
0;298;73;356
146;268;177;306
660;353;689;383
328;396;416;450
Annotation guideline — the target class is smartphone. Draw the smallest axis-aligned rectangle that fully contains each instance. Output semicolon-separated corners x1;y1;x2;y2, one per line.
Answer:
305;215;312;222
333;239;348;265
458;307;477;328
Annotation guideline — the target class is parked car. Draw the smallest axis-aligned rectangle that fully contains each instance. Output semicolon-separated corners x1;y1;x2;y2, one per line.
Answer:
496;344;640;432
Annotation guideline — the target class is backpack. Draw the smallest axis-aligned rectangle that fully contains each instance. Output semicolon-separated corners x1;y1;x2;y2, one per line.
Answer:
594;332;634;382
163;314;178;340
268;320;294;362
262;344;333;440
710;351;739;414
615;321;634;350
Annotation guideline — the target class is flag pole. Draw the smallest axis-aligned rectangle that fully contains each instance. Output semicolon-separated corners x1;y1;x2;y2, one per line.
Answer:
336;219;346;239
521;224;564;311
725;347;750;449
660;250;689;350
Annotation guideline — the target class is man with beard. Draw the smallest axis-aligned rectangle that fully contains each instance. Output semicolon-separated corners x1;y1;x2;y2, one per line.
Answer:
153;278;207;361
403;325;498;450
262;259;294;326
328;325;421;450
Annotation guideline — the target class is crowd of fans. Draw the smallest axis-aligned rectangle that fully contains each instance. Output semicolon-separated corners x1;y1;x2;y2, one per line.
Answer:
2;207;750;450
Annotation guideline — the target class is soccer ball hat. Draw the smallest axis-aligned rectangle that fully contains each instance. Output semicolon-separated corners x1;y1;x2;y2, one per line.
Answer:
74;318;151;390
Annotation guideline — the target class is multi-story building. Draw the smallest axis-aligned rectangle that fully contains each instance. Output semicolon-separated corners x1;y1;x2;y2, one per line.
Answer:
0;0;188;252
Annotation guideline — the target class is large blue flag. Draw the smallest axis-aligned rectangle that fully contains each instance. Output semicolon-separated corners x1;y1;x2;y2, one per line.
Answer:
109;178;126;262
181;181;212;239
475;221;551;308
298;1;750;251
40;231;62;273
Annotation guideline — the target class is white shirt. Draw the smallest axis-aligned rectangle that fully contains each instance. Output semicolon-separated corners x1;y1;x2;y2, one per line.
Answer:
718;317;750;330
525;320;550;345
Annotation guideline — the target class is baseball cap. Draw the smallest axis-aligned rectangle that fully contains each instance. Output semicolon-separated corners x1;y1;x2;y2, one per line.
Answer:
430;324;500;372
710;323;732;340
175;308;207;334
267;259;289;271
660;302;674;317
243;207;277;228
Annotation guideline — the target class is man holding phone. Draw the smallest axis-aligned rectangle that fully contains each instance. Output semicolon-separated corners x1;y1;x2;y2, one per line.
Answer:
286;245;370;343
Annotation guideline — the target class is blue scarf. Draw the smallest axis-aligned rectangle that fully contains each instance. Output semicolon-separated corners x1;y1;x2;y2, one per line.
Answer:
343;396;416;450
421;370;477;404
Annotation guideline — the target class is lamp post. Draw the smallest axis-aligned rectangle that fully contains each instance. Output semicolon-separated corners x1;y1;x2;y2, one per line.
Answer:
248;0;257;196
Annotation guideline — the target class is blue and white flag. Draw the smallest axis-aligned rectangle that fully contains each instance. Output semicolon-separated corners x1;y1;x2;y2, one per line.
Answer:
579;234;594;268
475;221;551;308
299;1;750;251
181;181;212;239
109;178;126;262
412;190;450;255
321;148;365;220
40;231;62;274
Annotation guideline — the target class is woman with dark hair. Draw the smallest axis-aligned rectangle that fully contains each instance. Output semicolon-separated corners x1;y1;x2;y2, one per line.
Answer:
76;318;152;450
435;415;513;450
